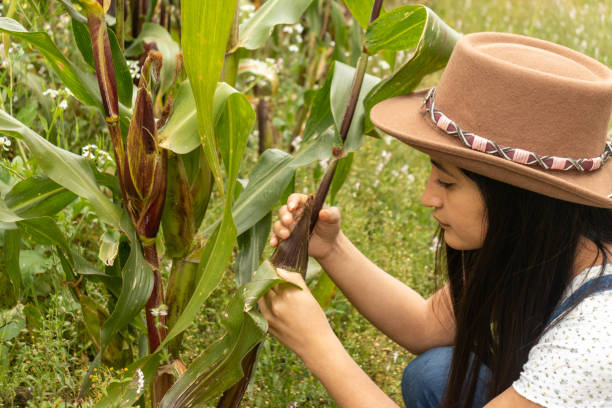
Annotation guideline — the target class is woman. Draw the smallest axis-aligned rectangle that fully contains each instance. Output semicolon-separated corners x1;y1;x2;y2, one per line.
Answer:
258;32;612;407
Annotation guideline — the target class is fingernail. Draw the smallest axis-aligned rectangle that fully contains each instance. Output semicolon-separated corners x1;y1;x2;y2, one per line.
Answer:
288;201;295;210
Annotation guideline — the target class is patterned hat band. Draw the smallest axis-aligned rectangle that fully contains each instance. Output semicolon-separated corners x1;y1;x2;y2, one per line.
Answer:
423;87;612;172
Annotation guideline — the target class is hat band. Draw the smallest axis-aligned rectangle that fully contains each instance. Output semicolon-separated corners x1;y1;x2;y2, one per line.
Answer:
423;88;612;172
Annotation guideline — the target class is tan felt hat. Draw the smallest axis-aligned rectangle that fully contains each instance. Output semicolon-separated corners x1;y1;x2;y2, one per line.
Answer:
370;32;612;208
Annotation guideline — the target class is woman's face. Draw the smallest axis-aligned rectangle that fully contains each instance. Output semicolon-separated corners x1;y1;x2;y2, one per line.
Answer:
420;159;487;250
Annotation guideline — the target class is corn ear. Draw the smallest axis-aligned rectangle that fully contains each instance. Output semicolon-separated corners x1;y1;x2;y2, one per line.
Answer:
270;195;313;277
190;148;214;229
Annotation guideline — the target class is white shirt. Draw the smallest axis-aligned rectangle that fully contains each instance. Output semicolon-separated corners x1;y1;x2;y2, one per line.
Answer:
512;264;612;407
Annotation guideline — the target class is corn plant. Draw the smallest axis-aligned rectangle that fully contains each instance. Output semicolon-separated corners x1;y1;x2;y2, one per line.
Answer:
0;0;458;406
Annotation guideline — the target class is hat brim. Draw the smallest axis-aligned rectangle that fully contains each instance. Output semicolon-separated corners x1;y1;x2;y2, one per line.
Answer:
370;89;612;209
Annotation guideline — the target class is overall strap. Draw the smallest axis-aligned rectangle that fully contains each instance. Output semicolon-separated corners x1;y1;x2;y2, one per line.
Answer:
548;273;612;324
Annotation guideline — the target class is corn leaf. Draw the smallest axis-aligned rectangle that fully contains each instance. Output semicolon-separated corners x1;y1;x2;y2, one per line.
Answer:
125;22;180;97
0;110;121;228
235;212;272;286
181;0;237;199
4;175;77;218
159;82;241;155
364;5;427;53
161;261;284;407
236;0;314;51
343;0;385;29
330;61;380;152
363;5;459;132
231;131;334;236
0;199;23;223
217;92;255;192
330;152;354;205
302;61;336;144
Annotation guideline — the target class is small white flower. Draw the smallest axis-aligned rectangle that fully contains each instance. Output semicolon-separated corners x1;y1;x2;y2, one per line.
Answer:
400;164;410;174
135;368;145;394
406;174;415;183
0;136;11;152
381;150;391;162
58;100;68;110
379;60;390;70
282;25;293;34
391;170;399;178
43;88;59;99
291;136;302;150
288;44;299;53
329;40;336;48
294;23;304;33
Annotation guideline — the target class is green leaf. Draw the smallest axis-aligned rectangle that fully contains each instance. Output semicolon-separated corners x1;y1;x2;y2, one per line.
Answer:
363;6;459;133
3;229;21;299
108;25;134;108
217;92;255;196
330;152;354;205
330;61;380;152
181;0;237;199
125;22;180;96
0;199;23;223
0;110;121;228
161;261;284;407
232;132;334;235
0;305;26;341
72;18;95;68
17;216;71;254
237;0;314;51
159;203;237;351
311;271;337;307
95;354;162;405
364;5;426;54
235;212;271;286
5;175;77;218
159;81;241;154
302;61;336;144
0;17;100;107
343;0;384;30
98;230;120;266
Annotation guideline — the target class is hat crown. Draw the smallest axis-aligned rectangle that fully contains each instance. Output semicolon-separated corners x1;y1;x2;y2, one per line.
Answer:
435;33;612;159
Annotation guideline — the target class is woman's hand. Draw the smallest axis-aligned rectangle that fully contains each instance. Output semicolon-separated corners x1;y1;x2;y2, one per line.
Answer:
258;268;337;360
270;193;342;261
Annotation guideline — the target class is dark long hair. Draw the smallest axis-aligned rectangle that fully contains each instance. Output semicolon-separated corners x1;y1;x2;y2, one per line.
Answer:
439;171;612;407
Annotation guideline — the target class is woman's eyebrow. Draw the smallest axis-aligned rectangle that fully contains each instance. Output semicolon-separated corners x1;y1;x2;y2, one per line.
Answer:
430;159;455;177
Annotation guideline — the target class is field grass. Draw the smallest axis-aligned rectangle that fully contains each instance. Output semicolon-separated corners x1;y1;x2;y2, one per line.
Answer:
1;0;610;406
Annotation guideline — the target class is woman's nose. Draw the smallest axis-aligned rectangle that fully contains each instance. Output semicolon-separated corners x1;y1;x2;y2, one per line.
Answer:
420;177;443;208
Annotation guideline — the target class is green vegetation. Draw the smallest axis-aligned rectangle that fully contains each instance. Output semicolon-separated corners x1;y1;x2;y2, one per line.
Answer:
0;0;609;406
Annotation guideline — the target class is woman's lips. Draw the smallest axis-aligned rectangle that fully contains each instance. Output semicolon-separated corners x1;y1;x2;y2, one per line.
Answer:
434;217;450;228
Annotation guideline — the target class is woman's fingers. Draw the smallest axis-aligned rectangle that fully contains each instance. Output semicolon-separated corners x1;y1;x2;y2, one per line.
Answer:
279;205;295;227
319;206;340;224
287;193;308;211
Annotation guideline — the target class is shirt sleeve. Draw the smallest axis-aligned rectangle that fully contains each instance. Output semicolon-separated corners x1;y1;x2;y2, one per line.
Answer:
512;292;612;408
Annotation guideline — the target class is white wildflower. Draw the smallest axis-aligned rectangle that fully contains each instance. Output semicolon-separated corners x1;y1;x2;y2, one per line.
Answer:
0;136;12;151
381;150;391;163
282;26;293;34
391;170;399;178
329;40;335;48
43;88;59;99
294;23;304;33
135;368;145;394
379;60;390;70
240;4;255;13
150;304;168;317
406;174;415;183
288;44;299;53
400;164;410;174
58;100;68;110
354;181;360;190
127;60;141;80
